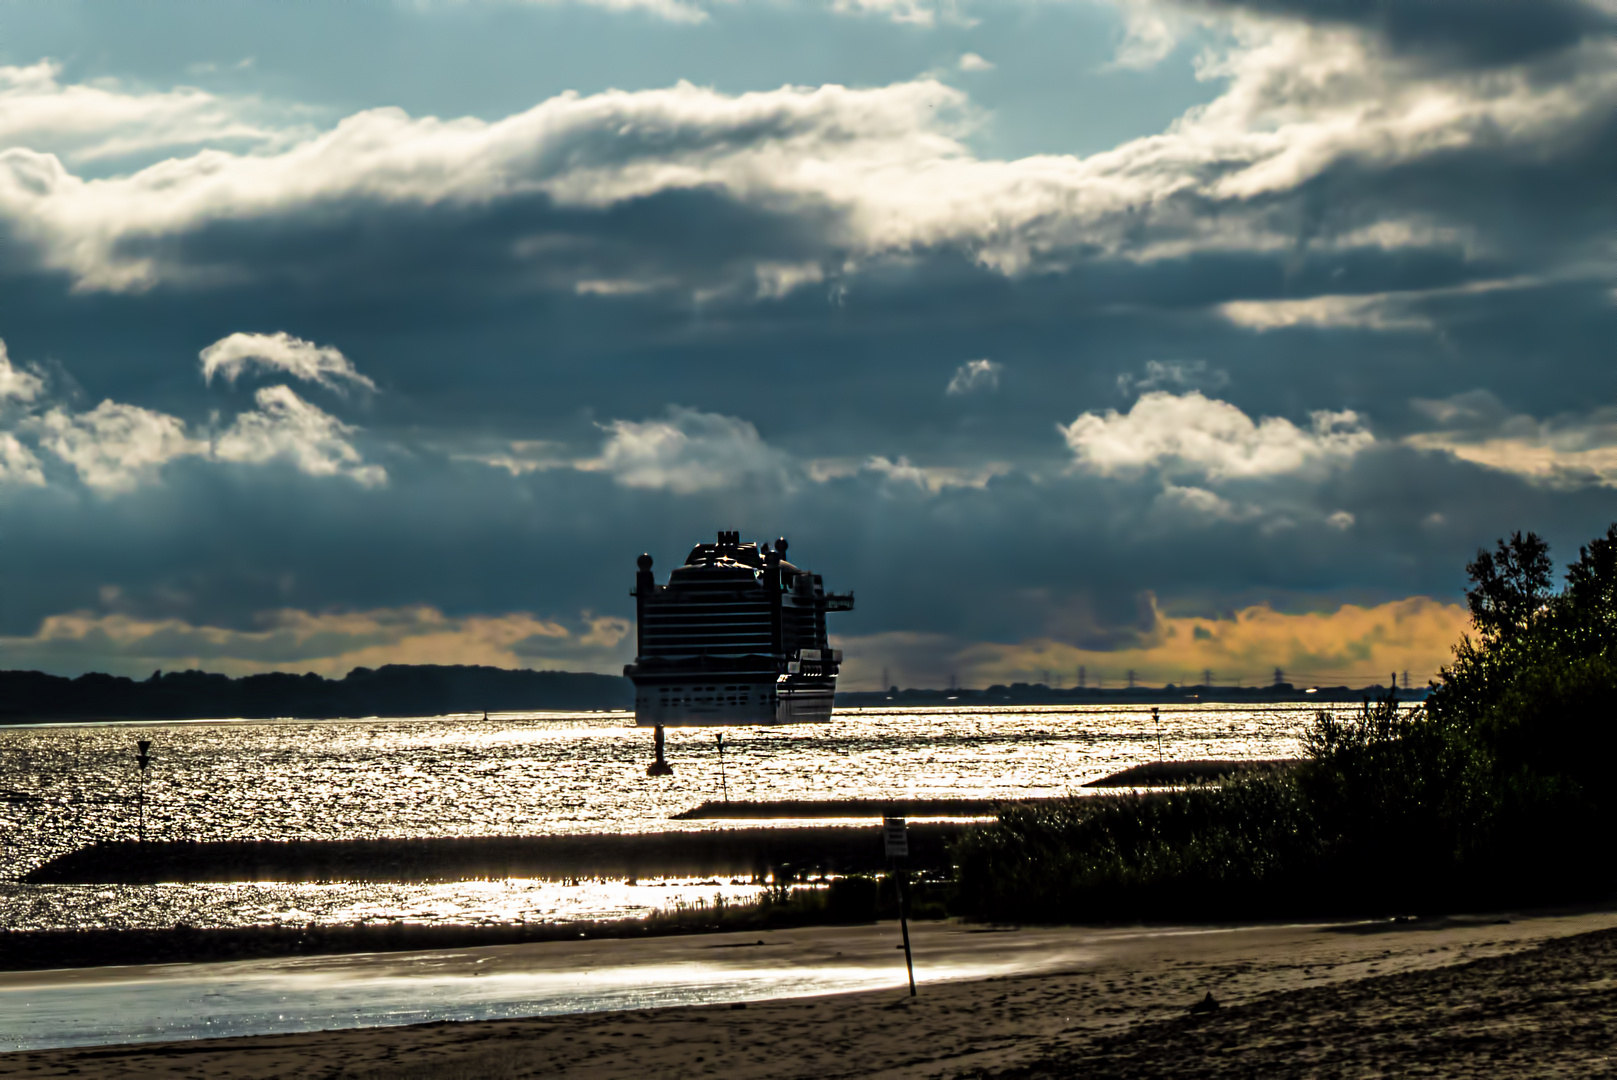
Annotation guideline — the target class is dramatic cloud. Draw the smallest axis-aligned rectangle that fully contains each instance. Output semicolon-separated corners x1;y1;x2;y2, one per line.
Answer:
0;0;1611;678
945;358;1002;396
0;335;385;495
5;5;1611;300
212;385;387;487
588;407;790;493
0;433;45;488
836;596;1470;690
1062;391;1374;482
1408;390;1617;489
0;60;295;166
0;605;632;678
0;341;45;407
1194;0;1616;69
35;401;202;493
200;332;378;395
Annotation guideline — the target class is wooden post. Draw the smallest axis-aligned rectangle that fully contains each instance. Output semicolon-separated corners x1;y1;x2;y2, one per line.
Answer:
897;872;916;997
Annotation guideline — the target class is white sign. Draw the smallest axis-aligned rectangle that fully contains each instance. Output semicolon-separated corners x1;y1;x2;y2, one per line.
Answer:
883;816;909;858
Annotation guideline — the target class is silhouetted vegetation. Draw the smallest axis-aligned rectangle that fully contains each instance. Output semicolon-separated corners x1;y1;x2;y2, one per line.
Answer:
0;664;631;722
956;525;1617;922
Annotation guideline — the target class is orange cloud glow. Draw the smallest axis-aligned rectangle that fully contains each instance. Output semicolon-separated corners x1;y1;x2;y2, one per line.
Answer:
835;597;1470;691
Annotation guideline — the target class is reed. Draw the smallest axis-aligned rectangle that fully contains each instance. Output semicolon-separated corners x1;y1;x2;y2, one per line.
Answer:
954;688;1617;923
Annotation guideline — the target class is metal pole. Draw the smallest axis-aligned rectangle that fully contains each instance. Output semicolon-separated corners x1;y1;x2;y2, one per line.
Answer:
1153;707;1162;762
897;865;916;997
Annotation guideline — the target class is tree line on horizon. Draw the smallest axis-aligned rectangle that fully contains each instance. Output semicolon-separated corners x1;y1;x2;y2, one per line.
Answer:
0;664;633;721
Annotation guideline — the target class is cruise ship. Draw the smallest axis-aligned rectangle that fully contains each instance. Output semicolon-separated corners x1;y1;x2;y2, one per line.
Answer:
625;531;854;729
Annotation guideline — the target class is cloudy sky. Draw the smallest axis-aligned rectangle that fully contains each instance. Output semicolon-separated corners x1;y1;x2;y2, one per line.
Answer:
0;0;1613;689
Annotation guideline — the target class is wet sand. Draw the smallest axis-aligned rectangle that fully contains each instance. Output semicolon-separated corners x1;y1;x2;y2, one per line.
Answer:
4;905;1616;1078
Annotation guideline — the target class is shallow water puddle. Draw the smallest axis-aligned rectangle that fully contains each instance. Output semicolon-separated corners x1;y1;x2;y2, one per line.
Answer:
0;937;1087;1052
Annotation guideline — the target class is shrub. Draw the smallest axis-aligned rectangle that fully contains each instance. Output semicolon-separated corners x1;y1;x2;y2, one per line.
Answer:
954;524;1617;925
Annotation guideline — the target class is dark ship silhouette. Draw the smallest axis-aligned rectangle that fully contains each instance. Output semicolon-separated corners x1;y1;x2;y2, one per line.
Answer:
626;531;854;773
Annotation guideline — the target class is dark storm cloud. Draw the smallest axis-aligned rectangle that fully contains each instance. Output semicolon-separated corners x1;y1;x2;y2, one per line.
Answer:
1193;0;1616;67
0;425;1593;644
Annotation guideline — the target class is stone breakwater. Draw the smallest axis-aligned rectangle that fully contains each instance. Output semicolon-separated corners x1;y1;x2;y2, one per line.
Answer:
23;826;966;885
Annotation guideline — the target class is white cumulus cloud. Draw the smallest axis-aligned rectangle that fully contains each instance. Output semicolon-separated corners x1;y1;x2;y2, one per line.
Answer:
1;12;1608;298
1407;390;1617;489
213;385;386;487
1062;391;1374;482
0;59;296;165
0;432;44;487
588;406;790;493
946;358;1002;396
0;335;385;493
36;400;203;493
0;340;44;406
200;331;377;394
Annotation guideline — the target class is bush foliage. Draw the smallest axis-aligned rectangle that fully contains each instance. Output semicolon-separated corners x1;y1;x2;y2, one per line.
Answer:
955;525;1617;922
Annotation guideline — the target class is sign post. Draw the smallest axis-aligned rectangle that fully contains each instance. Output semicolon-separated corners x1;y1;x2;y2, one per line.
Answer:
883;816;916;997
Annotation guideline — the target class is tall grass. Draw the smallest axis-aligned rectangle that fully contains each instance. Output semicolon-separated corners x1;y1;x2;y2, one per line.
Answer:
953;770;1322;922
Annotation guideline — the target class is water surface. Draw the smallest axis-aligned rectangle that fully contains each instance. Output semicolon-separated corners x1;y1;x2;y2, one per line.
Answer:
1;705;1311;930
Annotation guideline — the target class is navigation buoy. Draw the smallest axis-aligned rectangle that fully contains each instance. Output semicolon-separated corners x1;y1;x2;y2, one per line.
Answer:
647;724;674;776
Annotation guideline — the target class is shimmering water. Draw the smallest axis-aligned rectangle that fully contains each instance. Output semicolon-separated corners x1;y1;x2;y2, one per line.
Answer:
0;705;1311;931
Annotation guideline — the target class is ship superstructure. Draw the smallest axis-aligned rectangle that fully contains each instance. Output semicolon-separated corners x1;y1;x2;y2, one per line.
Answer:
626;531;854;727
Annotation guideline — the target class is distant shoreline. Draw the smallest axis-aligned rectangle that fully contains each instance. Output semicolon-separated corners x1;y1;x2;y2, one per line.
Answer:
0;668;1421;726
836;683;1428;708
0;664;632;724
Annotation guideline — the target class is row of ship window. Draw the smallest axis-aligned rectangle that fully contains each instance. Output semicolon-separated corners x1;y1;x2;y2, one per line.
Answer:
657;684;760;704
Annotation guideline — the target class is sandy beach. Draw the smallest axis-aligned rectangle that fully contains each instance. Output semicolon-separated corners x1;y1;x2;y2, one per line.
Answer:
4;904;1615;1078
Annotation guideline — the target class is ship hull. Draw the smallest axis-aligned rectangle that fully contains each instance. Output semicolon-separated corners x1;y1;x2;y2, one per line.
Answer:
632;674;835;726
